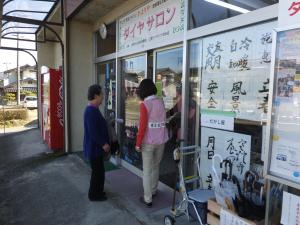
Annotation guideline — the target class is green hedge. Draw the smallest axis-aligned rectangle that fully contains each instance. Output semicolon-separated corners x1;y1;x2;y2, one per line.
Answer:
0;109;28;121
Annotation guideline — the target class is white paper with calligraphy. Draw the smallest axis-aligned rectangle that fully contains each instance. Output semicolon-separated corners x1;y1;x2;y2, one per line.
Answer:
220;209;252;225
118;0;184;52
200;127;251;189
281;191;300;225
200;21;276;121
279;0;300;28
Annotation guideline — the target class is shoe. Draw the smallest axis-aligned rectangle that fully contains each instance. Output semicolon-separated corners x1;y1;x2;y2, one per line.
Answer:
89;191;106;198
152;192;157;198
139;196;152;208
89;195;107;202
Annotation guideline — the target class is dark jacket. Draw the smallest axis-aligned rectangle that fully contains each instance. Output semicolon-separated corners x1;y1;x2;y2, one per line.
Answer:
83;105;109;160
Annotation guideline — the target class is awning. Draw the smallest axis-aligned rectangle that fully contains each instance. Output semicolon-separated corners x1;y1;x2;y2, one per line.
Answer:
1;0;62;51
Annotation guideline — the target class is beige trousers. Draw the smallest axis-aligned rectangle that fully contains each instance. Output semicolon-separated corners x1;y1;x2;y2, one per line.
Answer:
141;143;165;203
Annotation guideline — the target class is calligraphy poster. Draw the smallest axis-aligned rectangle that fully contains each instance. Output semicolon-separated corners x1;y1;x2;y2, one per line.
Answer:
269;28;300;184
281;192;300;225
118;0;184;52
201;21;276;121
220;209;252;225
200;127;251;189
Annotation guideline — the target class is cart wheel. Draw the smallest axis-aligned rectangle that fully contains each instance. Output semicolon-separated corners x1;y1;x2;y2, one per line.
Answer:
164;215;175;225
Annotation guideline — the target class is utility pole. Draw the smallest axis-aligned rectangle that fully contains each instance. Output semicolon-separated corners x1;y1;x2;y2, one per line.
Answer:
17;34;20;105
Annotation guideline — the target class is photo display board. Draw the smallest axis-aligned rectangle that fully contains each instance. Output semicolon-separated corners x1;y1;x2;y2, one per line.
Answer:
268;27;300;185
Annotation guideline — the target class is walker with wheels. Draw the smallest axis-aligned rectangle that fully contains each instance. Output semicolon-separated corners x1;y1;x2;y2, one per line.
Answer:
164;145;215;225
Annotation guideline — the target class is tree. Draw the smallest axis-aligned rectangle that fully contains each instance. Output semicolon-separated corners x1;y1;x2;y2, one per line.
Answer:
21;90;36;97
4;93;16;103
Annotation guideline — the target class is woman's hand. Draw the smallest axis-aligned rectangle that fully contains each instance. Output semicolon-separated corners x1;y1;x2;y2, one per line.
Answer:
135;146;141;152
103;143;110;152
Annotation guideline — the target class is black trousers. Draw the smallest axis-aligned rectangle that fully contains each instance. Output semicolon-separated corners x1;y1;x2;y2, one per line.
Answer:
89;156;105;198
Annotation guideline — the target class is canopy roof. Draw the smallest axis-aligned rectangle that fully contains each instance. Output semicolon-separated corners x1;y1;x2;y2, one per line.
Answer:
1;0;62;51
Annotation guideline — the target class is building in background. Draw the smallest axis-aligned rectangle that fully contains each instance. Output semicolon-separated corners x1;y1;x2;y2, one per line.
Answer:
0;65;37;101
2;64;37;85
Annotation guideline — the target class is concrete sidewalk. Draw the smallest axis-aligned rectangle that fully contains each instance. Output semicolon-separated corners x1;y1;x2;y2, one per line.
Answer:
0;129;196;225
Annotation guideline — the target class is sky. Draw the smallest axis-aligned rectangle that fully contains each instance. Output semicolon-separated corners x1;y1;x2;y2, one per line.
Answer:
0;0;53;73
0;39;37;72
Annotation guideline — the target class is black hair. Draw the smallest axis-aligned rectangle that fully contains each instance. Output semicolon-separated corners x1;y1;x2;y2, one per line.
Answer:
87;84;102;101
138;79;157;100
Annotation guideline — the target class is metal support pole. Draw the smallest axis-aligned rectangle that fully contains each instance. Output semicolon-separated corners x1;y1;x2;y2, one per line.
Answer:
2;104;5;134
17;33;20;105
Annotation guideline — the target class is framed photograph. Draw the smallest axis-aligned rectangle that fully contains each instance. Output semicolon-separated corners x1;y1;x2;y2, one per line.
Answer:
265;25;300;189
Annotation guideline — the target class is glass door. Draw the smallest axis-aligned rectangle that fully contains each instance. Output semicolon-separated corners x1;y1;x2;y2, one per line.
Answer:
154;47;183;187
97;61;116;120
121;55;146;169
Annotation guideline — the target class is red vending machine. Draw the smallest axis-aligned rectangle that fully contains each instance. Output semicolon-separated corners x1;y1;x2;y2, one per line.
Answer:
41;67;64;151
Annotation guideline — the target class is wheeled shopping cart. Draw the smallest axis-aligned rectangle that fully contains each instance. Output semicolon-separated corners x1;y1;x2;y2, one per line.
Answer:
164;145;215;225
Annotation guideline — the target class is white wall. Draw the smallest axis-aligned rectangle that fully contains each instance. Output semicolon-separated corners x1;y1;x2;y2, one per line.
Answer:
8;72;17;84
22;69;36;80
93;0;146;31
68;19;94;152
37;42;55;69
54;29;63;69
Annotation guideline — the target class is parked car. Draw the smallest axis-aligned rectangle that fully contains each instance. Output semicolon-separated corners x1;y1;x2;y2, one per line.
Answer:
23;96;37;109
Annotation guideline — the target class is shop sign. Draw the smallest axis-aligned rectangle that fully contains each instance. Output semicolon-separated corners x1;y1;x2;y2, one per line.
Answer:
118;0;184;52
200;21;276;121
200;127;251;189
279;0;300;28
201;113;234;131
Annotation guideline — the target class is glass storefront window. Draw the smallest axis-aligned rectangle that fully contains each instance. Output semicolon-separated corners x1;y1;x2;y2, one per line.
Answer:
155;47;183;187
188;21;276;191
121;55;146;169
189;0;278;29
96;22;116;57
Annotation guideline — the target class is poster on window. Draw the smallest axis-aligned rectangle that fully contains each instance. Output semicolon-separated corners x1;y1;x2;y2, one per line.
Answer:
200;127;251;189
268;27;300;184
118;0;184;52
200;21;276;121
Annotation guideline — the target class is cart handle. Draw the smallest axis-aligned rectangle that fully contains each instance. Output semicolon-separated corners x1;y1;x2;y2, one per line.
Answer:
181;150;201;156
179;145;198;152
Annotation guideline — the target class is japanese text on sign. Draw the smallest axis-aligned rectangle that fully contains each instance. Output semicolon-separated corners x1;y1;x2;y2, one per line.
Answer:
200;21;275;121
279;0;300;27
118;0;184;52
200;127;251;189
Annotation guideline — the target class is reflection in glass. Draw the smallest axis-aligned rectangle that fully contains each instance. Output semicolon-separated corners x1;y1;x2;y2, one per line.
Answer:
155;47;183;187
188;40;202;145
121;56;145;169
